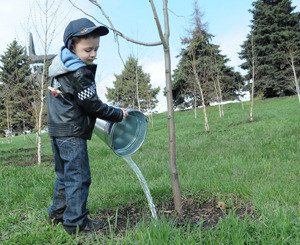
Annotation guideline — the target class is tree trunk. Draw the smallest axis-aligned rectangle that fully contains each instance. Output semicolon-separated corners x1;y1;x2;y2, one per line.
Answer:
6;104;11;144
36;13;48;165
213;79;222;117
192;54;210;132
37;68;44;165
136;62;141;111
213;56;224;117
194;92;197;119
147;96;154;128
162;0;182;217
239;83;244;110
37;0;51;165
250;34;255;122
216;75;224;117
289;51;300;104
23;119;26;141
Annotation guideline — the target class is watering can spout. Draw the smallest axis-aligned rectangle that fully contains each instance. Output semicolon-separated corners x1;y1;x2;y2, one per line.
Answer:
93;110;148;157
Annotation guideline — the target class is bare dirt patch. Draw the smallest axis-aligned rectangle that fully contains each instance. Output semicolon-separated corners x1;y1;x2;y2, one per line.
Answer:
0;148;53;167
93;194;257;238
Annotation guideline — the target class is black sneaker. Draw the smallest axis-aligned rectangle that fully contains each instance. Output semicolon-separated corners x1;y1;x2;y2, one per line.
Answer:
83;219;105;232
64;219;105;235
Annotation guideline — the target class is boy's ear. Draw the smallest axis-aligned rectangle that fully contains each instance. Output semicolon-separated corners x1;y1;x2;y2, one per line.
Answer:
67;38;73;50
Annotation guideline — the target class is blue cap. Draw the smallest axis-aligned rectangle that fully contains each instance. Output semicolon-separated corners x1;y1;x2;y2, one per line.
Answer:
63;18;109;49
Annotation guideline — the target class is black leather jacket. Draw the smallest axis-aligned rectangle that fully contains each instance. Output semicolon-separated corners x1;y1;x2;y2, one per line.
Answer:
47;56;123;140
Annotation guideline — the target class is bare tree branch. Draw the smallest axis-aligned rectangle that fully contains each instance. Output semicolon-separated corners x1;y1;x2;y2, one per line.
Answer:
67;0;162;47
167;8;185;18
90;0;164;46
115;35;126;67
148;0;168;48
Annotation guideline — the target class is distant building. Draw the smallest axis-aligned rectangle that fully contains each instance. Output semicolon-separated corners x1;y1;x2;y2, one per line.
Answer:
153;100;168;113
146;90;251;115
28;32;56;64
210;90;250;106
27;32;56;83
238;90;250;102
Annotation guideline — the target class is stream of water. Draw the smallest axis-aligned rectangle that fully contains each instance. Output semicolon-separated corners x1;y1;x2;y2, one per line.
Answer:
123;155;157;220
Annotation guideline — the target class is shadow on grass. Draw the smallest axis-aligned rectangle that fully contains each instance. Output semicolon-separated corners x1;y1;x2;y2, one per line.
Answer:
228;119;259;127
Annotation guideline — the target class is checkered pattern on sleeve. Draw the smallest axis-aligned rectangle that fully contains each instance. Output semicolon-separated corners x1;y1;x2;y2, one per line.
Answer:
77;84;96;101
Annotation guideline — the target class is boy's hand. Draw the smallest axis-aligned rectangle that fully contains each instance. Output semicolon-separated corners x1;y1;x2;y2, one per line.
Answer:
121;108;128;121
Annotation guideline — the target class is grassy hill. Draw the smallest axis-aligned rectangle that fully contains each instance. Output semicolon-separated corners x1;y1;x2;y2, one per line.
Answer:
0;96;299;244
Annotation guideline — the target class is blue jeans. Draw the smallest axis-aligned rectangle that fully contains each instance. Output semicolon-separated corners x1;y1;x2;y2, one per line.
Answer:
48;137;91;231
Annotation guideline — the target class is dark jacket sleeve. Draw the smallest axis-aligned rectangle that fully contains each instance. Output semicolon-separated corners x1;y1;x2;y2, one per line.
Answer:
73;67;123;122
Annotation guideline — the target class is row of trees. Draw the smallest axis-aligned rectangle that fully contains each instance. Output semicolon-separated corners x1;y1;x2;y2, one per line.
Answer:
170;0;299;130
2;0;298;138
172;0;299;109
172;2;240;123
1;0;298;140
1;0;299;136
0;44;160;137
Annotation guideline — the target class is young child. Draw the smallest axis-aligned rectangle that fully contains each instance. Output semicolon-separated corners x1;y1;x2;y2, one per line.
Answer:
47;18;128;235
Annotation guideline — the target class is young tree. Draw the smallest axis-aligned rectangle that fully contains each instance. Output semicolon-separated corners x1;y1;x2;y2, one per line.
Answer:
106;56;160;112
240;31;258;122
191;47;210;131
288;48;300;104
278;28;300;104
240;0;300;98
234;71;245;110
250;33;256;122
0;83;5;137
27;0;61;164
211;56;223;118
71;0;183;216
0;40;33;142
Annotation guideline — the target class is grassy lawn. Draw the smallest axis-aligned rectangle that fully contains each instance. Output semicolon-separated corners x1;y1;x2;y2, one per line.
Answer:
0;96;299;244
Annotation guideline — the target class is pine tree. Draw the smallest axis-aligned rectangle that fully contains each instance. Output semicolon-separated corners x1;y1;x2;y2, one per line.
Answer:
172;1;238;109
106;56;160;112
0;40;33;136
240;0;300;98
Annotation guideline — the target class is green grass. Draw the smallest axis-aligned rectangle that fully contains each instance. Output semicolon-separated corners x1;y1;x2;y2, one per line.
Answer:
0;96;299;244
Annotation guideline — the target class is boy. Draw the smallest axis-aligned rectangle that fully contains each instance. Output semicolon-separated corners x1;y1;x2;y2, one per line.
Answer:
47;18;128;235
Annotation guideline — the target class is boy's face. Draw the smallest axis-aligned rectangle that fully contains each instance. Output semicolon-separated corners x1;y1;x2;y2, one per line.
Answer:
73;37;100;65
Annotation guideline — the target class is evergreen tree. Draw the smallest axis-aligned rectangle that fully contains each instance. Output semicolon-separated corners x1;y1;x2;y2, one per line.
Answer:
239;0;300;98
0;40;33;135
172;1;238;109
106;56;160;112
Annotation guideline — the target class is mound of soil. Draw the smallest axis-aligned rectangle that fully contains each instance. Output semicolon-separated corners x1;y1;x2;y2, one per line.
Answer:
93;194;256;238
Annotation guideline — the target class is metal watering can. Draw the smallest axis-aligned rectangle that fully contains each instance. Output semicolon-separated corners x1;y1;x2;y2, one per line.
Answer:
93;110;148;157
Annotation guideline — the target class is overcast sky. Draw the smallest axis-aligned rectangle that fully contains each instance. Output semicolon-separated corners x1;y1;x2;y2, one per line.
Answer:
0;0;299;103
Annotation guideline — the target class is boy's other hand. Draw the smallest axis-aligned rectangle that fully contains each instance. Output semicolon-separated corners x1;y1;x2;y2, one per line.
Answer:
121;108;128;121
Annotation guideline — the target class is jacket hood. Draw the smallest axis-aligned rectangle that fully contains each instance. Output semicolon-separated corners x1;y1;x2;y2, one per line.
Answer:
49;47;86;77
